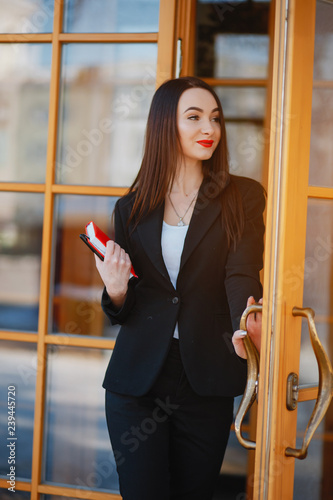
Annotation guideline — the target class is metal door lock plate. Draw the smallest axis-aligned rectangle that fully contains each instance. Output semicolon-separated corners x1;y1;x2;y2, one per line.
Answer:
286;372;299;411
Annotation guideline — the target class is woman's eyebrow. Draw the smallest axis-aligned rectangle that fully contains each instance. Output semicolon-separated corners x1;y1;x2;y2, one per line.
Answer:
183;106;220;113
183;106;203;113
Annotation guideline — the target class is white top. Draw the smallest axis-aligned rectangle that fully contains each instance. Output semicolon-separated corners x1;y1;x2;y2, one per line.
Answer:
161;220;189;339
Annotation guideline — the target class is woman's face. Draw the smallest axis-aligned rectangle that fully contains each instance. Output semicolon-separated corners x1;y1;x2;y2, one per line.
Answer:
177;87;221;167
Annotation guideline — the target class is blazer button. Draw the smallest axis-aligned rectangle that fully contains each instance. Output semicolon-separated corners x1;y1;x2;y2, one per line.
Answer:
172;297;179;304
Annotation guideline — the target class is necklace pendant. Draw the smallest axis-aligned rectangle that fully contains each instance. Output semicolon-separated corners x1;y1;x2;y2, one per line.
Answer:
168;191;198;227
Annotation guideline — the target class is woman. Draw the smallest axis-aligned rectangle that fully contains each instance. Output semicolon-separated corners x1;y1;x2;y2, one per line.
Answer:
95;76;265;500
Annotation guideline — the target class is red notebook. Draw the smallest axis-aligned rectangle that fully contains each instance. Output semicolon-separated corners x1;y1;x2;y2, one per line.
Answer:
80;221;137;277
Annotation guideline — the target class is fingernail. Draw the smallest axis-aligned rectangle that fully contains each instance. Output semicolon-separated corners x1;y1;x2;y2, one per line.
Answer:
239;330;247;337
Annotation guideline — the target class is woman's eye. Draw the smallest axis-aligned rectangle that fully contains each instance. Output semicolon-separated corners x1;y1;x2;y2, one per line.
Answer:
186;114;220;122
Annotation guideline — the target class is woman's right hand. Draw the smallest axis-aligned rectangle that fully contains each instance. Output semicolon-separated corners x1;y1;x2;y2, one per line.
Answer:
232;296;263;359
95;240;132;309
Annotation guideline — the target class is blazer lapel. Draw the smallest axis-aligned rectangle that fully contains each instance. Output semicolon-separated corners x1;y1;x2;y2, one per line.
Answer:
135;179;222;283
136;201;171;283
180;180;222;271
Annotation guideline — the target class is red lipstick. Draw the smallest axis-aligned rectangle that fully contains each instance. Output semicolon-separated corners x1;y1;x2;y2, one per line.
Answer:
197;140;213;148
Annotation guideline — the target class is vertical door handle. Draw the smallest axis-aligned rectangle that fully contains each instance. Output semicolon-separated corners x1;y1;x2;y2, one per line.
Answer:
285;307;333;459
234;304;262;450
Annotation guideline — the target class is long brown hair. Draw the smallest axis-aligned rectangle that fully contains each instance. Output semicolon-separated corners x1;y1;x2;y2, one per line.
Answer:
128;76;244;247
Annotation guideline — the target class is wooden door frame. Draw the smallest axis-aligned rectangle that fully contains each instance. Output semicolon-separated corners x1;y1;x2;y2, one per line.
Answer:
253;0;317;498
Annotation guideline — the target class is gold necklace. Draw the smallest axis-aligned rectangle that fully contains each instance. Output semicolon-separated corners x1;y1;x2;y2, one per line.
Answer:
168;191;198;226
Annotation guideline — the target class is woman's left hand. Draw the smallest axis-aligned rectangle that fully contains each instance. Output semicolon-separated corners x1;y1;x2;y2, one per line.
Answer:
232;296;263;359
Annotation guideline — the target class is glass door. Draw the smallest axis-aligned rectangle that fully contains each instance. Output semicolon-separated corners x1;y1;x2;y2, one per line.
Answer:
236;0;333;498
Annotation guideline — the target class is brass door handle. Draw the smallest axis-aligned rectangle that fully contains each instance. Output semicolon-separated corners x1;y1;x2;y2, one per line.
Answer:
234;303;262;450
285;307;333;459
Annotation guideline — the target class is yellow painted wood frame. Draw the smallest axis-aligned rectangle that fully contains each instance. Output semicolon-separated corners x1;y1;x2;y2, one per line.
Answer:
176;0;197;76
253;0;317;498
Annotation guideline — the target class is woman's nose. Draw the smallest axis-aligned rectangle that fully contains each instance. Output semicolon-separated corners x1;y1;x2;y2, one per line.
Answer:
201;119;214;134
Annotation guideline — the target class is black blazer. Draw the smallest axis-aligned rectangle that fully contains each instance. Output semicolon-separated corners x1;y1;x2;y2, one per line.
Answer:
102;175;265;397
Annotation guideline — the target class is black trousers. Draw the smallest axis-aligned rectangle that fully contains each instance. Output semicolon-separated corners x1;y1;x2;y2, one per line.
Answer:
105;339;234;500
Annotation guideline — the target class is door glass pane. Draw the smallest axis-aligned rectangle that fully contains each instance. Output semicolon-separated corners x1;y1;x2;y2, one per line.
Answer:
309;0;333;188
216;87;267;118
0;341;37;481
43;346;119;492
56;43;157;187
302;199;333;319
227;123;265;181
294;400;325;499
298;197;333;499
309;88;333;188
195;0;270;78
41;497;76;500
214;34;269;79
195;1;271;183
51;194;120;338
215;87;267;181
63;0;160;33
0;0;54;33
41;497;78;500
0;44;52;183
0;491;30;500
0;192;44;332
313;0;333;81
216;395;248;496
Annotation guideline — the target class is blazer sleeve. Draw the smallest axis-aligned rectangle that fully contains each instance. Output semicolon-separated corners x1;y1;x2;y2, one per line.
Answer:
101;197;138;326
225;179;265;332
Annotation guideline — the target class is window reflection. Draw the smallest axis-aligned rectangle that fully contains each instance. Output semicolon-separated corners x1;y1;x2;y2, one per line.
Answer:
195;1;270;79
0;44;52;183
0;491;30;500
41;497;80;500
214;87;267;181
52;194;119;338
299;198;333;499
309;88;333;188
214;34;269;79
309;1;333;188
226;122;264;182
303;199;333;319
215;87;266;119
0;341;36;480
0;192;43;332
195;2;271;182
0;0;54;33
43;346;118;492
301;199;333;384
63;0;160;34
56;43;157;187
313;0;333;81
294;401;323;499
